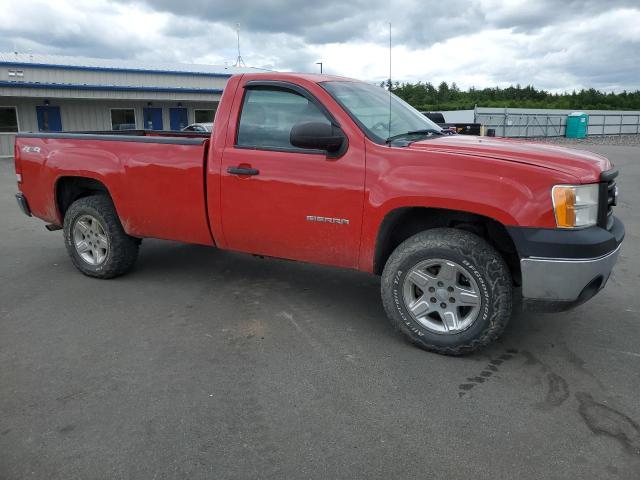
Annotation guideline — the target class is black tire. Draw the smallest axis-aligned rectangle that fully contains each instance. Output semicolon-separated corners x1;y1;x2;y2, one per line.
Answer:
381;228;512;355
63;195;139;279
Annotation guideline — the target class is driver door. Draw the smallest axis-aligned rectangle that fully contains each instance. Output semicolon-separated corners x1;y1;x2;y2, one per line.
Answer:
219;84;365;268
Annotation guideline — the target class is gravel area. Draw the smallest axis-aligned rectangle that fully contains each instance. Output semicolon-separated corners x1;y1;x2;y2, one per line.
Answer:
528;134;640;146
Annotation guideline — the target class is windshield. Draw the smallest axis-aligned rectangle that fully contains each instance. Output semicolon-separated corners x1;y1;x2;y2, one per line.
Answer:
321;81;442;143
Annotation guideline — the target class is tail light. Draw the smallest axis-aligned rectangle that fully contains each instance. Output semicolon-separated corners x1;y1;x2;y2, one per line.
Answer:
14;142;22;183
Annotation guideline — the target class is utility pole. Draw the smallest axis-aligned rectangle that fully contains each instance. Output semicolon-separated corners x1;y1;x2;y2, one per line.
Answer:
315;62;323;74
234;23;246;67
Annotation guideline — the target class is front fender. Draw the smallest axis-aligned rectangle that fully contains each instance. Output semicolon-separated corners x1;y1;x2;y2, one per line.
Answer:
358;141;578;272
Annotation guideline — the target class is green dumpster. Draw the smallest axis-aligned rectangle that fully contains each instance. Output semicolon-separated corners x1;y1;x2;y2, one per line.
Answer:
566;112;589;138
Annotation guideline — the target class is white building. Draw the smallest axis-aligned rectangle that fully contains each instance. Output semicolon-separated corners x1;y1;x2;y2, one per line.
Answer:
0;53;265;157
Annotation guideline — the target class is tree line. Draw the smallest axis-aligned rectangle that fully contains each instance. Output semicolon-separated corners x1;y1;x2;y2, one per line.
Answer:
382;80;640;111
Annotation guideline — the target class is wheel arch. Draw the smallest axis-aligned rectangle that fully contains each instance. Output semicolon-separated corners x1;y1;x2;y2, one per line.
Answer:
373;206;521;285
55;176;112;222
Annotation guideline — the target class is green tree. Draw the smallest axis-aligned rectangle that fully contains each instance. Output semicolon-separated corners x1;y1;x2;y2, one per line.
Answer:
390;81;640;111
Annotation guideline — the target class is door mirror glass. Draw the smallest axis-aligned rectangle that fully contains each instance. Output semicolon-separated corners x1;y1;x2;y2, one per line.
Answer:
290;122;346;154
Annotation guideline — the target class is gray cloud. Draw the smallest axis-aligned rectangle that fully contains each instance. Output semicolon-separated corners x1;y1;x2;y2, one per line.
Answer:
115;0;485;47
128;0;375;42
485;0;640;31
113;0;640;47
0;0;638;91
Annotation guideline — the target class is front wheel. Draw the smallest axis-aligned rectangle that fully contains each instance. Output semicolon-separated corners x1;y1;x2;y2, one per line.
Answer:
63;195;139;279
381;228;512;355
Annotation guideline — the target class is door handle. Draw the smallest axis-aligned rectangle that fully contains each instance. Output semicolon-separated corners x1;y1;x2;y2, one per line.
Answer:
227;166;260;176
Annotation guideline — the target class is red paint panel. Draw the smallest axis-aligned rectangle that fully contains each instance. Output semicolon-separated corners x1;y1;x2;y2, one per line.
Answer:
17;137;213;246
215;75;366;268
219;147;365;268
407;135;610;183
357;138;579;272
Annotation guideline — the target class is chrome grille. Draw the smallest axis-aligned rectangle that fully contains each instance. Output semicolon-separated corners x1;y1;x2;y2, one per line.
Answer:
598;169;618;231
606;180;617;230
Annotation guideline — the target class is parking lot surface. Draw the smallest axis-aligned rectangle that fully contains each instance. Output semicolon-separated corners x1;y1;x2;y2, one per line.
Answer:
1;143;639;479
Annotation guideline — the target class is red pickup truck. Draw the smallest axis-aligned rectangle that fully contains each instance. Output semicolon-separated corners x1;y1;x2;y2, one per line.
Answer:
14;73;624;355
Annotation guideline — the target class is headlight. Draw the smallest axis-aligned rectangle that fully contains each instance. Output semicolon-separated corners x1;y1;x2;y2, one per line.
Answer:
552;184;599;228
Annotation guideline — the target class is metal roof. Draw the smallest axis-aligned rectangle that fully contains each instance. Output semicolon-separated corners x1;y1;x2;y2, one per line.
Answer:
0;52;268;77
0;81;222;95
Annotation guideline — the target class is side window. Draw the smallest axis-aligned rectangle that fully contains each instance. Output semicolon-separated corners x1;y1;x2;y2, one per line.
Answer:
194;109;215;123
237;88;330;150
0;107;19;132
111;109;136;131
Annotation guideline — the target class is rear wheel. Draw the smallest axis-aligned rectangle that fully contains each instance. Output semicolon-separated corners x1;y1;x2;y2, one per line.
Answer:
63;195;139;278
381;228;512;355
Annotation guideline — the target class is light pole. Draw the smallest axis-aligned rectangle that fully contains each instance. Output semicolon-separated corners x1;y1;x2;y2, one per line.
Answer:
316;62;323;74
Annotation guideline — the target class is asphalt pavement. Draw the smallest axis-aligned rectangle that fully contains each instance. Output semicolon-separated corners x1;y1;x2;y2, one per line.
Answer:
1;143;639;479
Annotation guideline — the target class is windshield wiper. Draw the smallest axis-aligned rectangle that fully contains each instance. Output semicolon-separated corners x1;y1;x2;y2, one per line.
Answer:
385;128;444;144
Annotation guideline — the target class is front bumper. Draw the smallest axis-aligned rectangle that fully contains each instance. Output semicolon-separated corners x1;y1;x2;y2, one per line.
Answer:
15;193;31;217
520;244;621;311
508;217;625;312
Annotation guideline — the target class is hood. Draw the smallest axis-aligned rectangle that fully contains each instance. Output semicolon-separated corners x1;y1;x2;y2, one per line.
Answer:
408;135;610;183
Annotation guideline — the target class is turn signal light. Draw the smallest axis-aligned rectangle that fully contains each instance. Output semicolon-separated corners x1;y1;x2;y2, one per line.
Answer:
552;184;598;228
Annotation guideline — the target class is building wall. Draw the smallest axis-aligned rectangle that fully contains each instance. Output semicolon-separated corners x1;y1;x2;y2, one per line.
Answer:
0;97;219;157
0;55;268;157
0;51;279;157
0;133;14;157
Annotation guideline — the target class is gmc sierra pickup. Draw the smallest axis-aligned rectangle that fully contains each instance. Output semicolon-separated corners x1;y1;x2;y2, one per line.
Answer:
14;73;624;355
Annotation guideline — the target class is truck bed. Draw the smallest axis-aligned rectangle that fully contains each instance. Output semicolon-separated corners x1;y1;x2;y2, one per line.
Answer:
16;130;215;246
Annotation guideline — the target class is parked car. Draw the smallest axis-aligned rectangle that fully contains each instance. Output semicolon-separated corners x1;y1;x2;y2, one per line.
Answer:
182;122;213;132
112;123;137;131
422;111;481;135
14;73;624;355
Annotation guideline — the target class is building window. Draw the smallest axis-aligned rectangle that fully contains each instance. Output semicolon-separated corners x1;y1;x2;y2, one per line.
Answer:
7;70;24;81
0;107;19;132
194;109;215;123
111;109;136;130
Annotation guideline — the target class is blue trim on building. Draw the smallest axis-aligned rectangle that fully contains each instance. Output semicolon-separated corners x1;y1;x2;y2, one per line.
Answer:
0;81;223;94
0;61;234;78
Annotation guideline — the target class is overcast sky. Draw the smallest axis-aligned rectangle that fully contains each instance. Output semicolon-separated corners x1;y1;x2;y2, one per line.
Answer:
1;0;639;92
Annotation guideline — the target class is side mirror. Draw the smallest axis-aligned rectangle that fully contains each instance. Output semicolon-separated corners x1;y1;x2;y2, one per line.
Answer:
290;122;346;155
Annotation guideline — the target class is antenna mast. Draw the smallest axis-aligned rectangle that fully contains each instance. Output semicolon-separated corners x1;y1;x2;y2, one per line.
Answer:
388;22;392;140
234;23;246;67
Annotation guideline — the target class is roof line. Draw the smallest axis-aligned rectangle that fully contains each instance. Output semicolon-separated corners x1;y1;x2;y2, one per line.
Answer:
0;61;235;78
0;81;223;94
